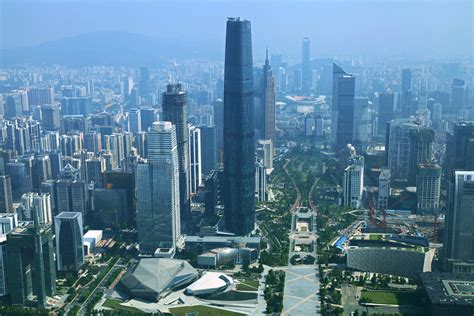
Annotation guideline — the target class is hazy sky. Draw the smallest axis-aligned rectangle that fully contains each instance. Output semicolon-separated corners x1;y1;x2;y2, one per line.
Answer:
1;0;473;60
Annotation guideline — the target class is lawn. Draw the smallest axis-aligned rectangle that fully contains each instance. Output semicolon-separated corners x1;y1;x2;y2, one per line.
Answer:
360;290;421;305
103;298;145;313
170;305;245;316
236;278;259;290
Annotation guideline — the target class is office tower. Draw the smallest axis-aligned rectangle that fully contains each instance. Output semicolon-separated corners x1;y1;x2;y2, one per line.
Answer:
293;69;302;91
270;53;282;89
162;83;190;221
213;99;224;162
416;163;441;215
122;76;134;102
200;125;217;175
314;115;324;137
255;161;267;202
343;155;364;208
32;155;52;192
139;66;151;99
401;68;412;93
385;118;421;182
60;96;92;116
84;131;102;153
332;63;356;152
40;105;60;131
400;68;413;117
378;168;391;210
189;125;202;194
6;160;31;201
353;97;371;150
19;192;52;224
261;49;276;146
301;37;311;94
408;127;434;185
0;236;7;297
140;107;156;131
104;133;125;169
54;212;84;273
223;18;256;235
378;92;395;137
445;121;474;179
56;164;87;217
204;169;224;216
91;188;128;228
27;87;54;106
104;170;136;227
136;122;180;254
7;209;56;307
451;79;467;115
444;171;474;273
0;176;13;213
86;157;106;188
128;108;141;133
257;139;273;169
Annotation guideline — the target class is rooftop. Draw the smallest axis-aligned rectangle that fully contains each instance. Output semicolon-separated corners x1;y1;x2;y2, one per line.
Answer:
421;272;474;306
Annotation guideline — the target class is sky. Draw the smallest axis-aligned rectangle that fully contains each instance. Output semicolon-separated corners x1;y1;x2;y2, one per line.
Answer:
1;0;473;60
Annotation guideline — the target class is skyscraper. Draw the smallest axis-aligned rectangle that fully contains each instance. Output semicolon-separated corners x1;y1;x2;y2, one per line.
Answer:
445;121;474;179
136;122;180;255
128;108;142;133
444;171;474;273
223;18;256;235
54;212;84;273
139;66;151;100
450;79;467;115
400;68;413;117
343;155;364;208
261;49;276;147
0;176;13;213
7;210;56;307
56;164;88;218
332;63;355;152
189;125;202;194
378;168;391;210
200;125;217;175
408;127;434;185
416;163;441;215
378;92;395;137
301;37;311;94
162;83;191;222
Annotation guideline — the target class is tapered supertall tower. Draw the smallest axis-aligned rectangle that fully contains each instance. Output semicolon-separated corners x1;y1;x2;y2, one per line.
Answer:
223;18;255;235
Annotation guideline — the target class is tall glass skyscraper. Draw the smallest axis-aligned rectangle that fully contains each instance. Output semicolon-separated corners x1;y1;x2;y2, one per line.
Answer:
332;63;355;152
444;171;474;273
162;83;191;223
136;122;181;255
301;37;311;94
223;18;256;235
54;212;84;273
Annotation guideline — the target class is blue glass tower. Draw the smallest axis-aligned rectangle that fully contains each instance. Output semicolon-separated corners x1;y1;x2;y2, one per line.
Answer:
223;18;255;235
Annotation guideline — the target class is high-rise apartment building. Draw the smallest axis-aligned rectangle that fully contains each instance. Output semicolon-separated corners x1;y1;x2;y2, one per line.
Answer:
189;125;202;194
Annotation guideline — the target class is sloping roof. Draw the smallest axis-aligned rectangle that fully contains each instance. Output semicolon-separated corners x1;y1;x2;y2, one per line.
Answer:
120;258;198;301
185;272;233;295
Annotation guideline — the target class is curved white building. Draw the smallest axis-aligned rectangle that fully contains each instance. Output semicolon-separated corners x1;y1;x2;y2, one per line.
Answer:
185;272;234;296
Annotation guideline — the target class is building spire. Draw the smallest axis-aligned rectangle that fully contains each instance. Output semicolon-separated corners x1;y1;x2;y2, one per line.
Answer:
265;47;269;65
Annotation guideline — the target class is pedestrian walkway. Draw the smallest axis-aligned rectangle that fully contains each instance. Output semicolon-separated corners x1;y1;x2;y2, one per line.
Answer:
282;265;321;315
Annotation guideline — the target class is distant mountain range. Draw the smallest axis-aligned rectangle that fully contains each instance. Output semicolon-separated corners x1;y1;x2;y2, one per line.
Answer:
0;31;223;67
